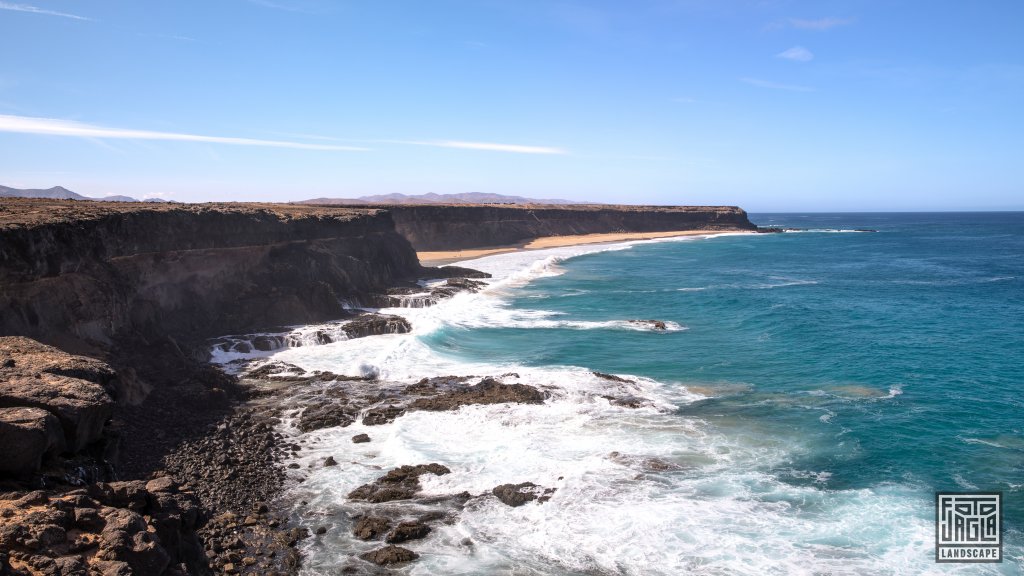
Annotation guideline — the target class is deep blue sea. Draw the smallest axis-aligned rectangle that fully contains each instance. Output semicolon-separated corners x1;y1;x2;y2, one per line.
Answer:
251;212;1024;575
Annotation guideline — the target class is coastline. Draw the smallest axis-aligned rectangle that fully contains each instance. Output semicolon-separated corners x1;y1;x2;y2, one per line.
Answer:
0;200;759;575
418;229;736;266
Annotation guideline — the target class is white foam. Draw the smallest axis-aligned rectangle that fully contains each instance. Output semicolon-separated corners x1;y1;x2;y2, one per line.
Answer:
208;321;351;366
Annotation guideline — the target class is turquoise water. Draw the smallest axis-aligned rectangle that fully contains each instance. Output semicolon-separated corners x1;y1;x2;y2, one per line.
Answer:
421;213;1024;568
275;213;1023;574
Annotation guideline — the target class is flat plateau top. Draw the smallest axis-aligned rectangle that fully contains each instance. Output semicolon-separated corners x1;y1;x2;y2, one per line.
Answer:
0;197;743;230
0;198;382;230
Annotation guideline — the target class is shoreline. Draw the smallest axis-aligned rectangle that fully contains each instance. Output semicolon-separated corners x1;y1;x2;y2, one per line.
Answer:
418;229;739;266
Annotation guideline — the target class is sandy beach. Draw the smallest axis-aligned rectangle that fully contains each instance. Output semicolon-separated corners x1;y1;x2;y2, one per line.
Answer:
418;229;733;265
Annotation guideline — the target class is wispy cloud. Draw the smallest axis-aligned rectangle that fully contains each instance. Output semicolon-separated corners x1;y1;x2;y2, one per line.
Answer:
0;115;369;151
0;115;567;155
396;140;567;155
776;46;814;62
789;17;853;31
740;78;815;92
0;1;91;20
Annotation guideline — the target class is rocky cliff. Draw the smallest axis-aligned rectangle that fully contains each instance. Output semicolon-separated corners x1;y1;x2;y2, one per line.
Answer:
0;199;422;357
368;204;755;250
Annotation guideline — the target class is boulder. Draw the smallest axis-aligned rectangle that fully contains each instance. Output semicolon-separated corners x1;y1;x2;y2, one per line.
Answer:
351;433;371;443
96;508;171;575
0;407;65;475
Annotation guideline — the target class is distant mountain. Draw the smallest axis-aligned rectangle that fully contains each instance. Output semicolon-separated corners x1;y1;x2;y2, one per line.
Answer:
0;185;85;200
297;192;585;205
0;185;173;203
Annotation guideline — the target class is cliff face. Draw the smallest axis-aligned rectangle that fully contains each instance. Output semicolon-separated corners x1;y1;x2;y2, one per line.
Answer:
0;199;421;356
373;204;755;251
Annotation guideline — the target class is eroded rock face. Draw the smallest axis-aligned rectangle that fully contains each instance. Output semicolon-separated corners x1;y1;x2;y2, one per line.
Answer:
0;337;116;475
409;377;546;412
0;407;65;474
0;200;423;358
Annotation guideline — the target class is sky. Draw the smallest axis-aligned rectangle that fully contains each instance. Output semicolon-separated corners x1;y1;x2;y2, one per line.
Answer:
0;0;1022;211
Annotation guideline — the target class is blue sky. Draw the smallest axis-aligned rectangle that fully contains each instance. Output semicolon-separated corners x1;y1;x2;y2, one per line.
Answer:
1;0;1022;210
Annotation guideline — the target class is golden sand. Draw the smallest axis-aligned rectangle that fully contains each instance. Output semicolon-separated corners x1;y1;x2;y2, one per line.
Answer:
418;229;735;266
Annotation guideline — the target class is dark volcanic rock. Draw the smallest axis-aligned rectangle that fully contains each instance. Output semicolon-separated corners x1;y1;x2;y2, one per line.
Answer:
348;464;451;503
244;361;306;379
428;277;489;300
404;375;472;395
342;314;411;339
359;545;419;565
297;401;357;432
362;405;405;426
611;395;649;408
592;371;635;384
491;482;556;507
351;433;371;443
353;516;391;540
385;520;431;544
419;265;492;280
628;319;667;330
409;377;546;411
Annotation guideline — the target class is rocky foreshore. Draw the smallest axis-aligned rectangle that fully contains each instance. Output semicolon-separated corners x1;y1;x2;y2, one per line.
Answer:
0;268;501;574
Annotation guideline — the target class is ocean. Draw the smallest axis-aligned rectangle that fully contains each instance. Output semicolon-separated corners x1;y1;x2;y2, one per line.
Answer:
242;212;1023;574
